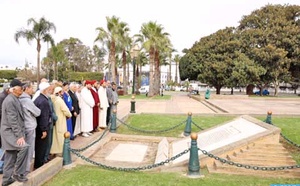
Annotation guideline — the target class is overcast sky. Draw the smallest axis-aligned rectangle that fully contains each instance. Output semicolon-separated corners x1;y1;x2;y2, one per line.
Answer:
0;0;299;68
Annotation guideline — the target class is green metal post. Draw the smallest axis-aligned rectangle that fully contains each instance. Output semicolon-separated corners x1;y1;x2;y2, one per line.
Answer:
110;110;117;133
184;112;192;136
205;89;210;99
63;132;72;165
130;95;136;113
264;111;272;124
188;133;200;177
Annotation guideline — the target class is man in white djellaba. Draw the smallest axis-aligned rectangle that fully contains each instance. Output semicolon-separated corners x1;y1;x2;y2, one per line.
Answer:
80;80;95;137
98;80;109;129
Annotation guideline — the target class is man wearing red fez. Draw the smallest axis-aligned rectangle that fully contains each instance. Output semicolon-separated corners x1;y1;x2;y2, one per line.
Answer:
98;80;109;129
90;80;100;131
79;80;95;137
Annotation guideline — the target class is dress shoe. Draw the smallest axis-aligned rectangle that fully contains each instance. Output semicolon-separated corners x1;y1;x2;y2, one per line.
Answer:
12;174;28;182
2;177;15;186
82;133;89;137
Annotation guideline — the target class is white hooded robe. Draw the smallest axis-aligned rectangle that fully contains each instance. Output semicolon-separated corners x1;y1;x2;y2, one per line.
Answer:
80;86;95;132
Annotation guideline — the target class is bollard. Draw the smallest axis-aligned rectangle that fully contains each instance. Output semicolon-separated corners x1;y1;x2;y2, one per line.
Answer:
205;89;210;99
63;132;72;165
188;133;200;177
130;95;136;113
264;110;272;124
184;112;192;136
110;110;117;133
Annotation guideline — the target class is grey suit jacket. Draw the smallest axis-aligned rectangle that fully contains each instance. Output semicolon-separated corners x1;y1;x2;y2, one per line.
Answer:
0;93;27;150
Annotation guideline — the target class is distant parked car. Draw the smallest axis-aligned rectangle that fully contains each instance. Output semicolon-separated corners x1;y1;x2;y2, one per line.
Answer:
254;89;270;96
138;86;149;94
191;89;199;95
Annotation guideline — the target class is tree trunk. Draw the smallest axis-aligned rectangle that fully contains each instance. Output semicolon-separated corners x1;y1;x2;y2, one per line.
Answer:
37;40;41;84
216;85;222;95
53;60;57;80
109;41;116;83
122;50;128;95
127;63;129;94
168;57;172;82
148;47;155;97
175;62;178;84
138;63;142;88
274;80;279;96
153;50;160;95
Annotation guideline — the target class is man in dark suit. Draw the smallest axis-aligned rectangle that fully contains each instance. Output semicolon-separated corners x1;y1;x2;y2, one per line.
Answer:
1;79;28;185
68;82;80;138
33;82;51;169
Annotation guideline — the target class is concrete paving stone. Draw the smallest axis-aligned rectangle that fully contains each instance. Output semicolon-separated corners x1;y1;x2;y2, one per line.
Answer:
105;144;148;163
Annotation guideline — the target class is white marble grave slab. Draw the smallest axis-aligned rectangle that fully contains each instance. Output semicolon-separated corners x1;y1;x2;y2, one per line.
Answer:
106;144;148;162
172;117;267;164
155;137;169;164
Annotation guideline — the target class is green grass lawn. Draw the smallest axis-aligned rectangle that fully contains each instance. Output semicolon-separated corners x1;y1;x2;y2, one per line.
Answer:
44;165;300;186
44;115;300;186
117;114;235;137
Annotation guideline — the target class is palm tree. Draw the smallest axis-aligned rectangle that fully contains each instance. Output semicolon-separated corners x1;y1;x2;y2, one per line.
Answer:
154;37;172;90
166;48;177;82
95;16;129;83
119;32;131;95
15;17;56;84
137;21;170;96
174;54;181;84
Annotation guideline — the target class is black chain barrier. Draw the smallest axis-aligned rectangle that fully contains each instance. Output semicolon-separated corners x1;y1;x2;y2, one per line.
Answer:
280;133;300;148
116;118;187;134
191;121;204;130
198;147;300;171
69;148;190;171
267;122;300;149
70;125;111;152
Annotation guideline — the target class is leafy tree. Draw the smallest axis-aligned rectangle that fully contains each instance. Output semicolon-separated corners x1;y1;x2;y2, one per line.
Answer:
15;17;56;84
0;70;17;80
46;43;67;80
59;38;94;73
179;52;199;81
238;4;300;95
181;27;262;94
92;45;106;73
68;72;103;82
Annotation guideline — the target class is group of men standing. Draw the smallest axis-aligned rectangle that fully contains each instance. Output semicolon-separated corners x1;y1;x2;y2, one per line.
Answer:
80;80;118;137
0;78;118;186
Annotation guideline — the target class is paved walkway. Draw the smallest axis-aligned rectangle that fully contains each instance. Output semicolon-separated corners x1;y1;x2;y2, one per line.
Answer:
117;92;300;117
